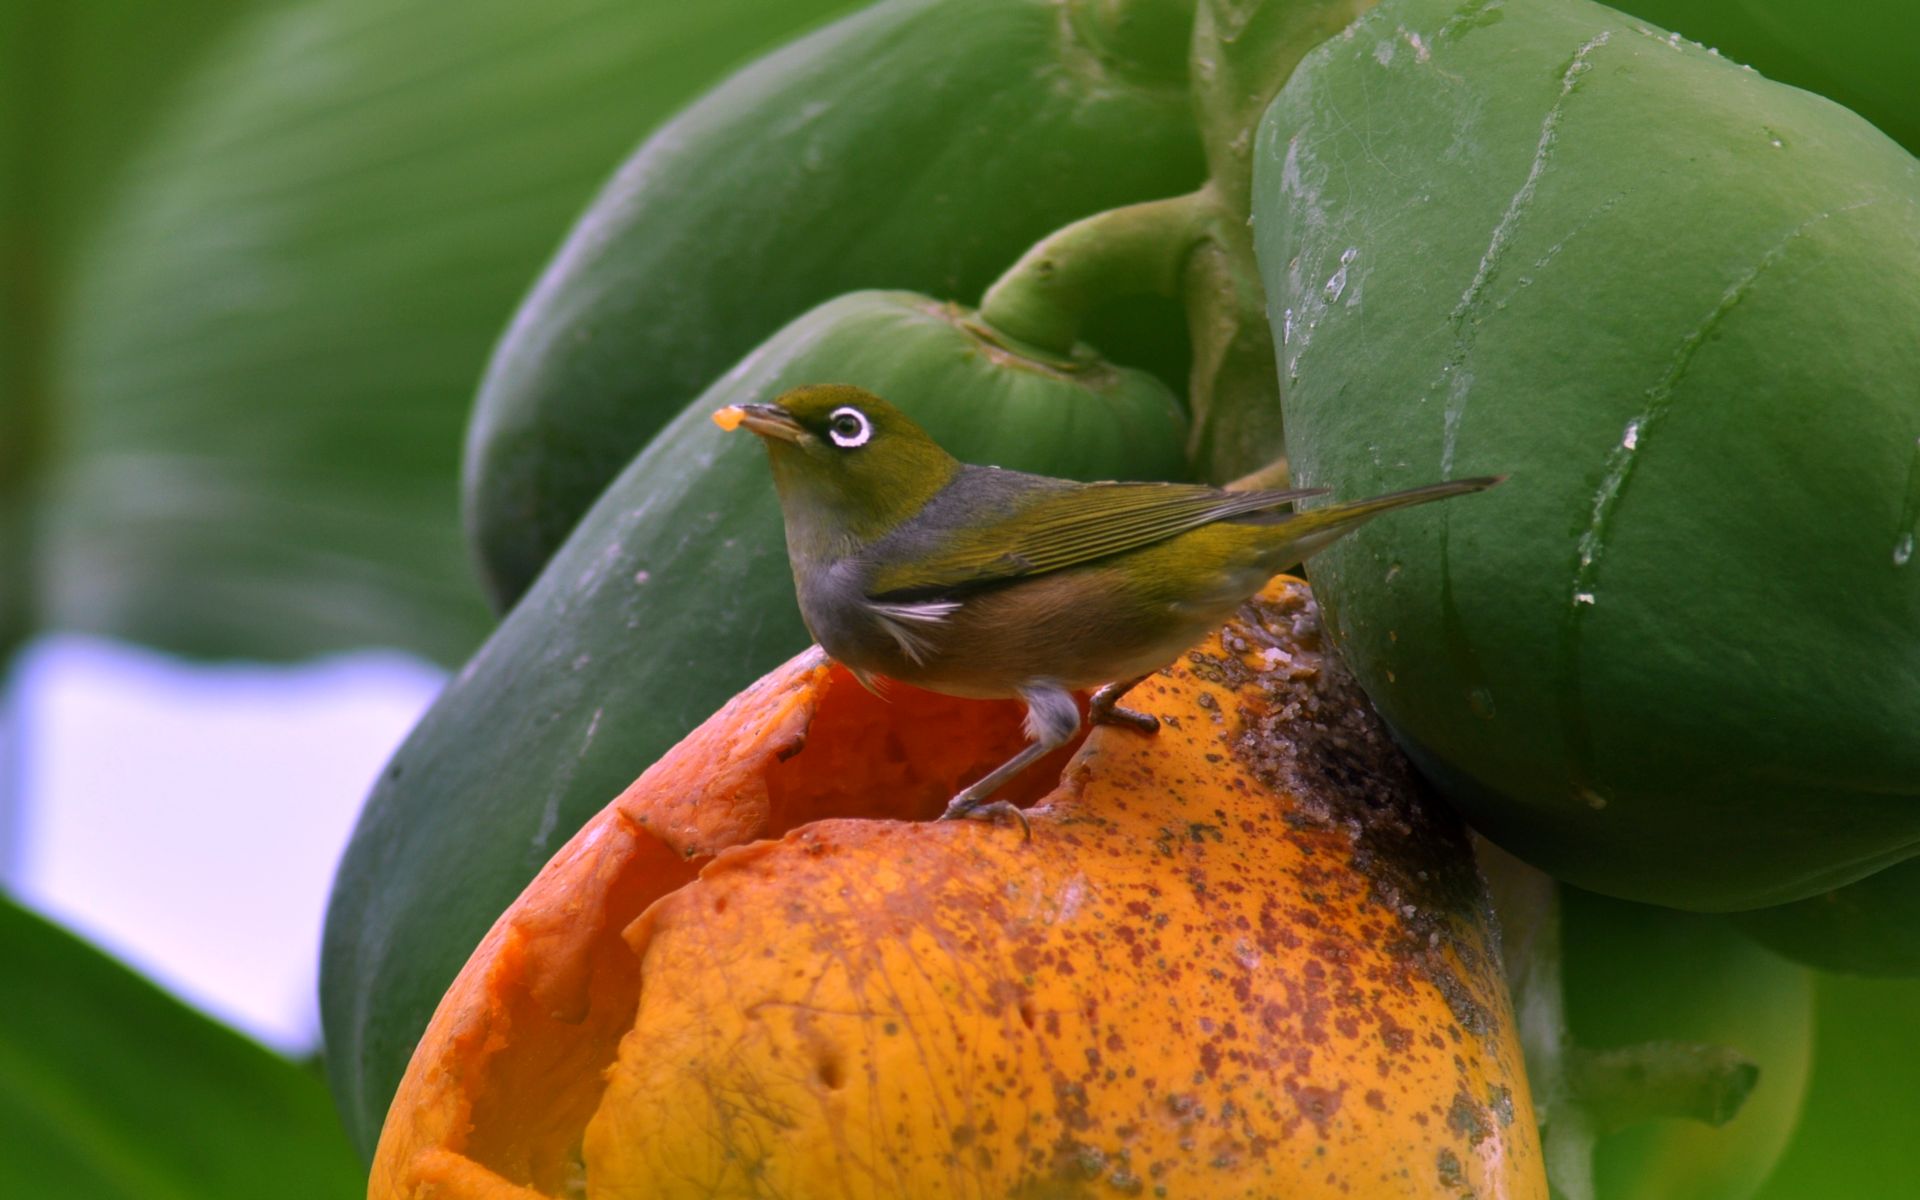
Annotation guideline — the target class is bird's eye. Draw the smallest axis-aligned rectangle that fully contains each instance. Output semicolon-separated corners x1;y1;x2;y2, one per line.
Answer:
826;406;872;448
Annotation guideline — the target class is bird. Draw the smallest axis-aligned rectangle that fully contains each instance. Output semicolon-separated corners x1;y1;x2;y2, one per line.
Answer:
716;383;1501;833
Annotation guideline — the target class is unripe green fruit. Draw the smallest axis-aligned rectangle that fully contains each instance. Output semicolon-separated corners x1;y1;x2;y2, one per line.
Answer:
1251;0;1920;910
464;0;1205;608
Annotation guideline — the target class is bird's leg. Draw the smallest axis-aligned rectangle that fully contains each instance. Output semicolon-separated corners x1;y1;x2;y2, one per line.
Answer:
1088;674;1158;734
939;684;1081;838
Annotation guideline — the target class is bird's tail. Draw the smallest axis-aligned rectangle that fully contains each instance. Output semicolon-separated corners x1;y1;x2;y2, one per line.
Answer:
1268;475;1505;564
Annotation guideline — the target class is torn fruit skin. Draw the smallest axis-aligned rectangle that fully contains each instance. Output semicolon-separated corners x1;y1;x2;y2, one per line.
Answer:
370;578;1545;1199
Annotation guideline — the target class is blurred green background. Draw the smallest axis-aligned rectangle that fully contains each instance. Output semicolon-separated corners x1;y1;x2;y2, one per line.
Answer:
2;0;1914;1196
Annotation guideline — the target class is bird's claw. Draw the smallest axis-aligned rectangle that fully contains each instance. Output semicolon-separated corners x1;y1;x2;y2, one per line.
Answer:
1090;703;1159;734
1088;676;1158;735
938;796;1032;841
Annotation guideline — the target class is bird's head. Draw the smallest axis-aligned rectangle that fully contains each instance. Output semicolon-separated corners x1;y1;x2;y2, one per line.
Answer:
715;384;960;542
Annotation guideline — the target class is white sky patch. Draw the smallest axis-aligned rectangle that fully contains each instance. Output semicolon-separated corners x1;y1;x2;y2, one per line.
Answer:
4;636;445;1054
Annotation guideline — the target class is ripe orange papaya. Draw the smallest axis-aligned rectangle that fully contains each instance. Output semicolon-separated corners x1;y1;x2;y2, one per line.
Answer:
368;580;1544;1199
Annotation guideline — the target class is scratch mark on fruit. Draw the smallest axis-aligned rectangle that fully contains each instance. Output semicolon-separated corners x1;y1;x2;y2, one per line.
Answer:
1435;0;1507;44
1277;134;1336;383
1556;199;1881;777
1436;31;1608;477
1412;31;1610;722
1896;438;1920;568
533;706;603;855
1570;199;1879;589
1450;32;1607;321
1624;17;1707;56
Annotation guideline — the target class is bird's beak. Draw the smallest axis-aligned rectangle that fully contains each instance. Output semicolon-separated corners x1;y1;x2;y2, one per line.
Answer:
713;402;808;444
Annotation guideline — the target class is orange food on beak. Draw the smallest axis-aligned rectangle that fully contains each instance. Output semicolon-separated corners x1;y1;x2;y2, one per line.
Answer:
711;405;747;431
371;579;1545;1199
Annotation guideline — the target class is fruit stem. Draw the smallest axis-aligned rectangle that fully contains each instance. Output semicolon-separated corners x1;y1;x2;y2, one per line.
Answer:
1478;840;1598;1200
1189;0;1378;221
978;189;1216;356
1565;1042;1761;1133
981;3;1386;484
1479;842;1763;1200
1063;0;1200;86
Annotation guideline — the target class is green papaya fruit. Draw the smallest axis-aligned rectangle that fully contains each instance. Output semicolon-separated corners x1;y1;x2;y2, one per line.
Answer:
464;0;1205;609
321;289;1187;1157
1733;858;1920;977
1250;0;1920;910
1561;890;1814;1200
1615;0;1918;157
1750;974;1920;1200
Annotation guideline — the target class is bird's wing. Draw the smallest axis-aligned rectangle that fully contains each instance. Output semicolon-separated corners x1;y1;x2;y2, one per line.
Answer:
865;482;1327;599
866;598;964;664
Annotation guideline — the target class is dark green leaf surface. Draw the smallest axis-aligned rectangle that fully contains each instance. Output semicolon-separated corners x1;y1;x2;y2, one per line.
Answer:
1;0;256;652
1253;0;1920;910
35;0;857;664
322;290;1188;1158
1;0;255;266
463;0;1205;607
0;894;360;1200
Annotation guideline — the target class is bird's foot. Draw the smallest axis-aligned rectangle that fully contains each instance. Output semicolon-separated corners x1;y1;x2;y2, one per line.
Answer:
1088;675;1159;734
1091;703;1159;734
937;795;1032;841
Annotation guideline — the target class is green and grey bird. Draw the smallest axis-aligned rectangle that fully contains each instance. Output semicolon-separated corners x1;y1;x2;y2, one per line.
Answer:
717;383;1500;830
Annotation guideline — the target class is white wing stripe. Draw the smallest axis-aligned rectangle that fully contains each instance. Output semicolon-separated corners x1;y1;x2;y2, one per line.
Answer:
868;599;962;624
865;599;961;665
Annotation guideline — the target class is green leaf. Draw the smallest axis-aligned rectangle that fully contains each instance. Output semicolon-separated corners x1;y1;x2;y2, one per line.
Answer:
0;894;360;1199
0;0;258;263
1251;0;1920;910
25;0;859;664
2;0;260;653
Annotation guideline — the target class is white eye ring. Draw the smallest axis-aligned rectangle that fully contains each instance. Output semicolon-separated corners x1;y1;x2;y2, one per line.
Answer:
826;406;872;448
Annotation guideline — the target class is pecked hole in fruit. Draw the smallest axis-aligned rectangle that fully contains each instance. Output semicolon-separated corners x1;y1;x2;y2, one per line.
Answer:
392;653;1086;1198
814;1050;846;1091
757;664;1086;829
436;824;698;1196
